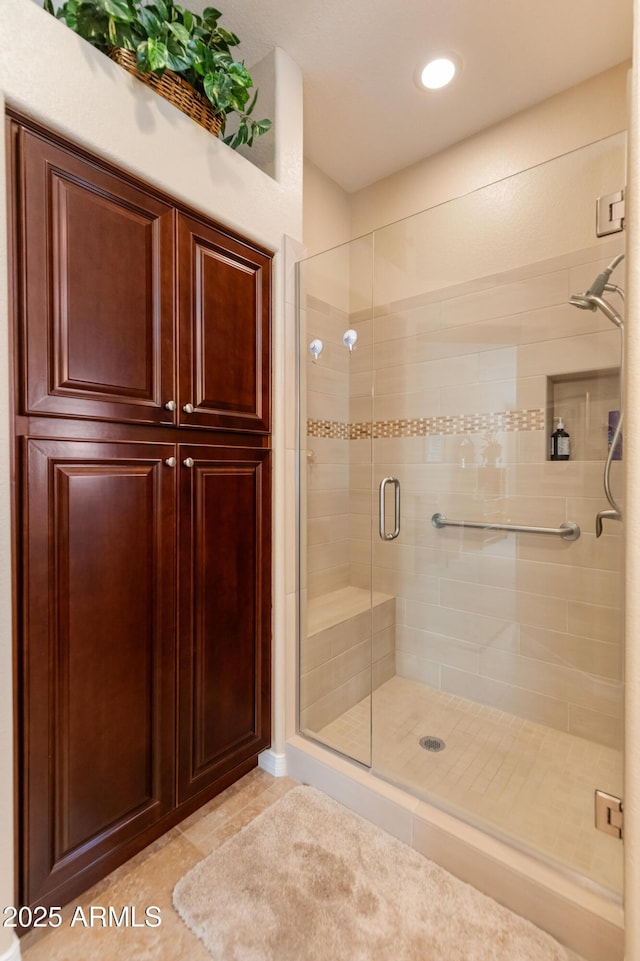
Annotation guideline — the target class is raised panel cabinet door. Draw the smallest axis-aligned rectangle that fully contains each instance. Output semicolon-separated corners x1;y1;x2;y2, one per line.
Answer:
11;120;176;425
177;212;272;433
177;445;271;802
20;438;177;908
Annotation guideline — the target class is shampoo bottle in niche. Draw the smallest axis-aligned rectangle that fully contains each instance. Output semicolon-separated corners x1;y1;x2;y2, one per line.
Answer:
550;417;570;461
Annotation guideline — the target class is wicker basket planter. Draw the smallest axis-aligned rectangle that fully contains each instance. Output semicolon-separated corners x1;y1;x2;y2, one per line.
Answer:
108;47;223;137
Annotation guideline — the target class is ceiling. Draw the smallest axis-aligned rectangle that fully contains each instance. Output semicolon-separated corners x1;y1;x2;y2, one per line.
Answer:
194;0;634;193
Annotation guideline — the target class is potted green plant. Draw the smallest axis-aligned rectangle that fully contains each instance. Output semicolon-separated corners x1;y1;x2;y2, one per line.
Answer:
44;0;272;148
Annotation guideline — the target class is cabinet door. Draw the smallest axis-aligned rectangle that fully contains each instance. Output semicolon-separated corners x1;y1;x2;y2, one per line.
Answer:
12;122;176;425
177;445;271;802
177;213;272;433
20;438;177;907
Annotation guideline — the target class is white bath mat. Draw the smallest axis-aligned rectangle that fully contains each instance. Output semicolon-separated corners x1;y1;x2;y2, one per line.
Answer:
173;784;584;961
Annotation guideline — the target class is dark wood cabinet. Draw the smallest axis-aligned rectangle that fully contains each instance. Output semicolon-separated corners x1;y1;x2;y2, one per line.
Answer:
177;213;271;433
13;123;271;434
15;127;176;427
177;445;271;801
9;114;273;911
21;438;177;904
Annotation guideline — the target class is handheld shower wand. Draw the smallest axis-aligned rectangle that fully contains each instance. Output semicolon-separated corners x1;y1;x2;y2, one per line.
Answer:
569;254;624;326
569;254;625;537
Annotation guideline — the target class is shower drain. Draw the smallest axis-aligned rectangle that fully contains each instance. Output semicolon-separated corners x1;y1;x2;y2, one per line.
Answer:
419;736;446;752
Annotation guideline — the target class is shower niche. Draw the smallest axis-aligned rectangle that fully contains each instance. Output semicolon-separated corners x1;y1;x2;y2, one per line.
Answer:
547;368;620;461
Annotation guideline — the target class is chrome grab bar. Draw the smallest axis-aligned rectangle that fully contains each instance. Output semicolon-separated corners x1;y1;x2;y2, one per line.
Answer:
379;477;401;540
431;512;580;542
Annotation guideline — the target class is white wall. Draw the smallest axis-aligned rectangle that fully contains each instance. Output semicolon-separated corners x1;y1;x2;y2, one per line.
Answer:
0;2;303;956
349;62;629;239
301;64;630;321
302;64;629;260
368;133;626;303
303;159;351;256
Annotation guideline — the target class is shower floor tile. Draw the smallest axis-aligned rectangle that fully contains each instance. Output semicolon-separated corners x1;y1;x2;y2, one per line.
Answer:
314;674;623;895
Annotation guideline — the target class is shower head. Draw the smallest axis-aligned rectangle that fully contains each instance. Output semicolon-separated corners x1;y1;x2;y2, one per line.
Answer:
569;254;625;328
569;293;597;311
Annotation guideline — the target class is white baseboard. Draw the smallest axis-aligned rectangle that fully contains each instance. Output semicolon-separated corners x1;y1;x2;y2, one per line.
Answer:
0;935;21;961
258;749;287;777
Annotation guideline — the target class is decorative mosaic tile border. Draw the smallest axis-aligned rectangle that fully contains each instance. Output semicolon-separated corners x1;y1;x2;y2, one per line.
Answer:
307;408;545;440
306;419;351;440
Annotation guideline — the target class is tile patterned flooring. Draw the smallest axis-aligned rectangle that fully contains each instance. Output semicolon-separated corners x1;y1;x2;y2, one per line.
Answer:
17;674;622;959
20;769;297;961
314;675;623;895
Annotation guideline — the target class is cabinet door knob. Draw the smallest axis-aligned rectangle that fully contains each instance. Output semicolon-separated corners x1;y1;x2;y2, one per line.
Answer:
164;400;177;411
164;457;177;468
183;402;194;414
183;457;195;468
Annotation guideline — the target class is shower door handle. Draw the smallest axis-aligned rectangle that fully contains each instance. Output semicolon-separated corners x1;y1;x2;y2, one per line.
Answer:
379;476;401;540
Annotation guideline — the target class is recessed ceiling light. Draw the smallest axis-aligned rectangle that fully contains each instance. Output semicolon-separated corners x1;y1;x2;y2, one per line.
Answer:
419;57;457;90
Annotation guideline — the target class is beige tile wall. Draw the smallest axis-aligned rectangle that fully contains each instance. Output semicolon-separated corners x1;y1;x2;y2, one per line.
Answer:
362;243;624;748
301;241;625;751
305;298;353;600
301;294;396;737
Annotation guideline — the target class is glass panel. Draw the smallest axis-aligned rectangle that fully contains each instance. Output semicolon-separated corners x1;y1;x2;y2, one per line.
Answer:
298;236;373;766
298;133;625;898
370;134;625;895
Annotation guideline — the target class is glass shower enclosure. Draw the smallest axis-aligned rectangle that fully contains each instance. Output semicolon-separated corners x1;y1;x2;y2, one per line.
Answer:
298;133;625;898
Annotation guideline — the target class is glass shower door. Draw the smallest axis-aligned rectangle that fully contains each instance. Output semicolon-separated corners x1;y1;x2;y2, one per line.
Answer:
298;236;374;766
368;141;625;895
298;134;625;899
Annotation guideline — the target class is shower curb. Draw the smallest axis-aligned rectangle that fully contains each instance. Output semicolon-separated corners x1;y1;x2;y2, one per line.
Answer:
285;735;623;961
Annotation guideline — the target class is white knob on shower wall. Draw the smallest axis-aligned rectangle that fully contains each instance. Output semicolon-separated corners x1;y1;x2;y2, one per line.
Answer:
343;329;358;352
309;338;323;362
